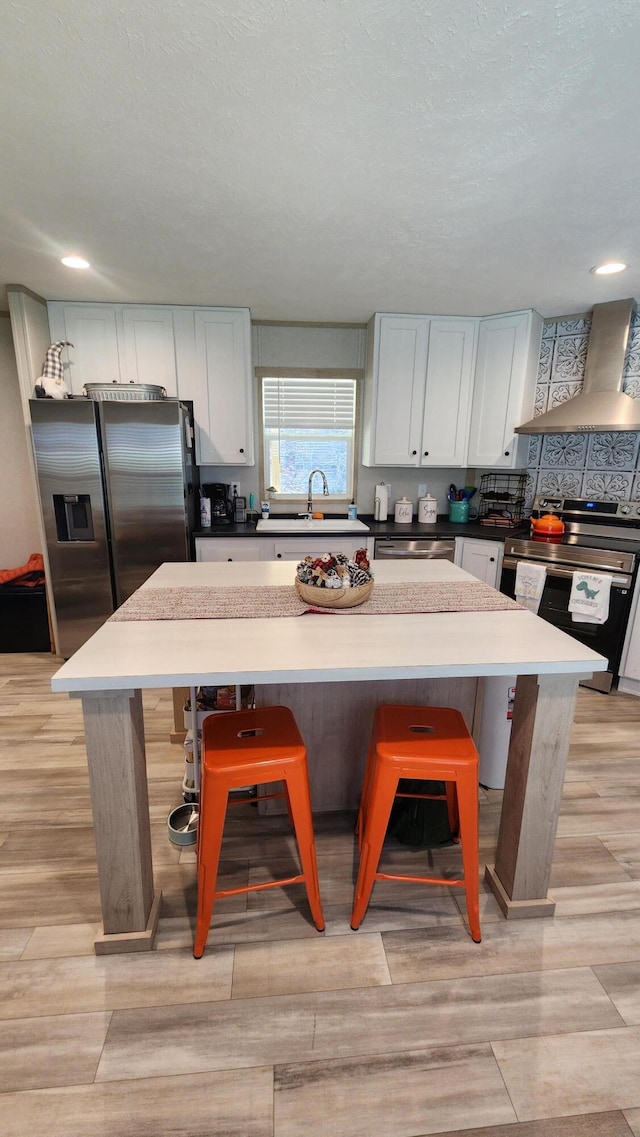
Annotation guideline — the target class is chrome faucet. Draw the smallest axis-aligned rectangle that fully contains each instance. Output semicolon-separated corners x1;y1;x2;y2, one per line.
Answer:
305;468;329;516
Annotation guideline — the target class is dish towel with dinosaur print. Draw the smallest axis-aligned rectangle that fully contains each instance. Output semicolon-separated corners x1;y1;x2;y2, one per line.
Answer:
568;570;612;624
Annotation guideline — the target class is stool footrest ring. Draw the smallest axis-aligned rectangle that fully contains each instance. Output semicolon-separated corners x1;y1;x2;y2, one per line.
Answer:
375;871;465;887
214;873;304;899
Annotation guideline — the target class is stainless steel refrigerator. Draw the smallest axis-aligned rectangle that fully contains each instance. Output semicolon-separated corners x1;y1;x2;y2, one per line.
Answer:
30;397;199;657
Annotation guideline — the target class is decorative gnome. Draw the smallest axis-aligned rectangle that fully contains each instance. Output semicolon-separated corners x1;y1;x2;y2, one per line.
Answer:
34;341;73;399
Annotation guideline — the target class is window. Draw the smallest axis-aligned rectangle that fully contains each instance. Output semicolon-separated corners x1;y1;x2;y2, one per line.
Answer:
261;376;357;501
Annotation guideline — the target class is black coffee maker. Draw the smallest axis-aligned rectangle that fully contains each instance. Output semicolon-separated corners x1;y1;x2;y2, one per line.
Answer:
204;483;232;523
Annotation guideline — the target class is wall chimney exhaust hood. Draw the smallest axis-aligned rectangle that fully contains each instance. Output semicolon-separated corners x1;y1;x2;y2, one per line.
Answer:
515;297;639;434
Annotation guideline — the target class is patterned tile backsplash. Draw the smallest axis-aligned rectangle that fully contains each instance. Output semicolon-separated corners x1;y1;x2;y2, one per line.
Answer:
526;310;640;510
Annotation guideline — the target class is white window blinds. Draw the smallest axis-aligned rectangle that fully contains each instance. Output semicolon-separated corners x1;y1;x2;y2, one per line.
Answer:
262;378;356;430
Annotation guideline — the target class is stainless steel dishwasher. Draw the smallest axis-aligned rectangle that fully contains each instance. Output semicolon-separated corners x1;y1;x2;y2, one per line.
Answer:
374;537;456;561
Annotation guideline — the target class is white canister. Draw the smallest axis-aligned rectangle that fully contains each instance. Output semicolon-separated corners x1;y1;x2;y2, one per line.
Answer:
394;497;413;524
418;495;438;524
373;482;388;521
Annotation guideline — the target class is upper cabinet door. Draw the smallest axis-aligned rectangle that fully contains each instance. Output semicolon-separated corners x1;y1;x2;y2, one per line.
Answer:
420;318;477;467
467;310;543;469
119;307;178;395
192;308;254;465
361;315;428;466
48;303;121;394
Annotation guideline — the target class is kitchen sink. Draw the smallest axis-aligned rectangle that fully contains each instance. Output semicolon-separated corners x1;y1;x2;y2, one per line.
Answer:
256;518;370;533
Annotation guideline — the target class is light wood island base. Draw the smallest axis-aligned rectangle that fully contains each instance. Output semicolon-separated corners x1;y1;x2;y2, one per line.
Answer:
484;864;556;918
485;672;580;917
255;676;479;813
76;689;158;953
94;890;162;954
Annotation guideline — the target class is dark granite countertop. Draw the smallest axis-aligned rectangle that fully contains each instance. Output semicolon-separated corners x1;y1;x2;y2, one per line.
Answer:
193;515;528;544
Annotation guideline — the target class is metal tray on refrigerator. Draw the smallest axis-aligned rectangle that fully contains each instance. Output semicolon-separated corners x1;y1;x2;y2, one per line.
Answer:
83;381;166;401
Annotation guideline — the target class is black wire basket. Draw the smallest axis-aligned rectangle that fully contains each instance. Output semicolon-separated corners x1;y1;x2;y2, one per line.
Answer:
478;473;527;527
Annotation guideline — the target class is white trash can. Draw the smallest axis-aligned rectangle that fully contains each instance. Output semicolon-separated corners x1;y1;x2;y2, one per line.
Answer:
478;676;517;789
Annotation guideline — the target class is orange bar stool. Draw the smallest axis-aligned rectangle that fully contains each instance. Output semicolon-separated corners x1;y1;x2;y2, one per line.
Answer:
193;705;325;958
351;704;481;942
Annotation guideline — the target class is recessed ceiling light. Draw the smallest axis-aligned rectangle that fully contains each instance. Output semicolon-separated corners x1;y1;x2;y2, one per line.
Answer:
590;262;627;275
61;255;90;269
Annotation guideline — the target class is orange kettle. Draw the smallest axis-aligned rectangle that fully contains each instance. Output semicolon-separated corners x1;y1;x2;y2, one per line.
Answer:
530;512;565;536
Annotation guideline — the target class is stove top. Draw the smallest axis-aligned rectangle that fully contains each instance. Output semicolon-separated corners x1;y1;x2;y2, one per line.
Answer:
509;496;640;575
533;494;640;532
530;531;640;554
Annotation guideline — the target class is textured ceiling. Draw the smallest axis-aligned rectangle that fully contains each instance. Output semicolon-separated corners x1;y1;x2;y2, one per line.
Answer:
1;0;639;321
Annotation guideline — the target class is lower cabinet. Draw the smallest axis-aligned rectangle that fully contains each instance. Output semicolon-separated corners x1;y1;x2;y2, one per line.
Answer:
195;536;375;563
195;538;264;562
271;537;374;562
455;537;503;589
618;573;640;696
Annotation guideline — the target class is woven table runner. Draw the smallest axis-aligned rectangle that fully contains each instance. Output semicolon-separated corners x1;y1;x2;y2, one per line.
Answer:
109;582;522;622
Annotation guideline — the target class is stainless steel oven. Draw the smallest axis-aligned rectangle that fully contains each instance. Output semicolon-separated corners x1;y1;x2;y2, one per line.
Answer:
500;495;640;693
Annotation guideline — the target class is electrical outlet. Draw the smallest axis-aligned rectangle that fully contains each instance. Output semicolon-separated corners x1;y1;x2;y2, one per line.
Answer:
418;483;427;498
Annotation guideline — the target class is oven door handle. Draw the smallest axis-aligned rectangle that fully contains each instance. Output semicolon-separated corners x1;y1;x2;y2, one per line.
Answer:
502;556;633;589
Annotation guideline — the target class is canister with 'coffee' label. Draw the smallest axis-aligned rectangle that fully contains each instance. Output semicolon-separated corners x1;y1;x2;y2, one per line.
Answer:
394;497;413;524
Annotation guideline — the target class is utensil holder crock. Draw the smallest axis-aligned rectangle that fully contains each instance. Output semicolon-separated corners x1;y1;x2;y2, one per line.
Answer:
448;500;469;523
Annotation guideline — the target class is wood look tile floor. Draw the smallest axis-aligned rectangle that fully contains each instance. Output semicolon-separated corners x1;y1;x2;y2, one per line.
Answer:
1;654;640;1136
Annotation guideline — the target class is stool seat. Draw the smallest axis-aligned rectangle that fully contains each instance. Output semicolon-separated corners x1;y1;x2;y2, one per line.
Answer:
194;706;325;958
352;704;481;942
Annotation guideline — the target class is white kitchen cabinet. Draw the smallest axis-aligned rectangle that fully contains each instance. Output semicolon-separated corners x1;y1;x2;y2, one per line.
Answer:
119;307;177;392
421;318;477;467
176;307;254;467
47;302;179;396
195;537;264;562
48;301;253;466
270;536;375;562
617;572;640;696
362;314;428;466
455;537;503;588
195;535;375;563
362;313;476;468
466;309;543;469
48;303;121;394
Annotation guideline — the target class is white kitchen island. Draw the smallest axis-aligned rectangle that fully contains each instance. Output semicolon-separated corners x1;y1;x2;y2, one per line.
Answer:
51;559;607;954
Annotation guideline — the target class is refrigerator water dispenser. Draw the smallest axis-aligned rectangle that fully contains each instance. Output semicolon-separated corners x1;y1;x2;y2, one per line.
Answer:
54;494;95;541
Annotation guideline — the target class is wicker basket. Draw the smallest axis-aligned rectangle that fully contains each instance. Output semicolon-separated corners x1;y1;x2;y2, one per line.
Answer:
295;578;374;609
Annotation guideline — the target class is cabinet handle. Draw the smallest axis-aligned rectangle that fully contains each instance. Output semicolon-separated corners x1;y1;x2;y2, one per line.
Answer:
239;447;245;454
227;558;233;562
504;450;510;456
423;451;429;457
490;557;495;562
411;450;417;456
277;553;282;558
